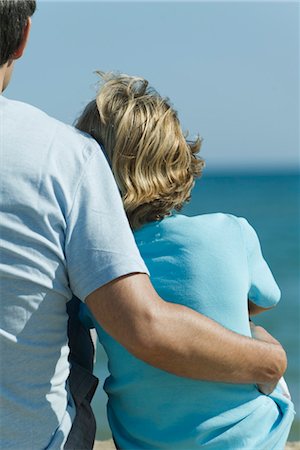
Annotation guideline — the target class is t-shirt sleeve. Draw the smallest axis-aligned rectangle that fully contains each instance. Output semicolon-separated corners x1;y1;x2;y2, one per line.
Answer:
65;143;149;301
238;217;281;307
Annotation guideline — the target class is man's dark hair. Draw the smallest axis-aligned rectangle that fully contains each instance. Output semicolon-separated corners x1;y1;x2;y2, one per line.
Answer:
0;0;36;66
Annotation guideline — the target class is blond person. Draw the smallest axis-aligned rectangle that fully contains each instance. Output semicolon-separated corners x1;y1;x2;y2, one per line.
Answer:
77;73;295;449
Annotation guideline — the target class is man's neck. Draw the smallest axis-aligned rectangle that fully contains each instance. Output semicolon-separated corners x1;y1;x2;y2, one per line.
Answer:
0;61;14;93
0;66;5;93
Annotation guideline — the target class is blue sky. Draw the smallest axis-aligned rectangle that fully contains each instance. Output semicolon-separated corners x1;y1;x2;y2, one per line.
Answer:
6;1;299;172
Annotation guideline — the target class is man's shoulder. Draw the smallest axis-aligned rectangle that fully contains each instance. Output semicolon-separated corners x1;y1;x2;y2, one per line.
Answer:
2;96;55;125
2;96;99;157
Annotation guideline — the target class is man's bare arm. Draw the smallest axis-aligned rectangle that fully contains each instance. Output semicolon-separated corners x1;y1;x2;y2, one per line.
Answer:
86;273;286;387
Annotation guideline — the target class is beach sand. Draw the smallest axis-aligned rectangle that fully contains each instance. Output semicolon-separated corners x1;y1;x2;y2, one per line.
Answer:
94;439;115;450
93;440;300;449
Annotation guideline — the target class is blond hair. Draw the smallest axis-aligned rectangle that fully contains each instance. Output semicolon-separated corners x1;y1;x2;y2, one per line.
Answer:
76;72;204;229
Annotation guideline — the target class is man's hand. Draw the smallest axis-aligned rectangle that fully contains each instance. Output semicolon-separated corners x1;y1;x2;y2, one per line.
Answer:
250;321;287;394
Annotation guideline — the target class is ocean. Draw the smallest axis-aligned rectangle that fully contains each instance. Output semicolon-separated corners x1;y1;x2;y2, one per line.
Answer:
93;172;300;442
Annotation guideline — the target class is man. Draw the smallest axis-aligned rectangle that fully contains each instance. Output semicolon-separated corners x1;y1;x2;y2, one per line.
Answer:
0;2;287;449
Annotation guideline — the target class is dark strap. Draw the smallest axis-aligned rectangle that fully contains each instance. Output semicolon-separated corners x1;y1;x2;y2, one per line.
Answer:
68;361;99;405
64;297;99;450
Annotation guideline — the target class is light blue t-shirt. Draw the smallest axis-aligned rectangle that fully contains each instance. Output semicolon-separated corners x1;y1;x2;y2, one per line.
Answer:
0;96;147;450
83;213;295;449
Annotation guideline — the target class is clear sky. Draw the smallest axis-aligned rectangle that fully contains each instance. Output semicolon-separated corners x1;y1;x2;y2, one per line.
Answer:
6;0;299;172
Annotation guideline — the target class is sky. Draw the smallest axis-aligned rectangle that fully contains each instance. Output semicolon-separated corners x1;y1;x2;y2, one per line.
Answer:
6;0;299;172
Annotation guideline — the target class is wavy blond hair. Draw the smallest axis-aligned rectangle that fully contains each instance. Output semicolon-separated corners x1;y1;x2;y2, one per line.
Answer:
75;72;204;229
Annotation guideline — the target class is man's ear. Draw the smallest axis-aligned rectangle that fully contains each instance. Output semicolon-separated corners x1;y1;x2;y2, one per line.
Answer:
12;18;32;60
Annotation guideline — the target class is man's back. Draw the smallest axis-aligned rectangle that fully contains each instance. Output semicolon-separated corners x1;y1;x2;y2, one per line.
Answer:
0;96;146;449
0;96;87;448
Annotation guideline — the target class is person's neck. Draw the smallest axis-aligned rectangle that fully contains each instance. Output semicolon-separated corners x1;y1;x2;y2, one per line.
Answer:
0;61;13;93
0;66;5;93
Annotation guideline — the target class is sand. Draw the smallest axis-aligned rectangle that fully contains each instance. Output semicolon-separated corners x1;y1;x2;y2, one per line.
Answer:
93;440;300;449
94;439;115;450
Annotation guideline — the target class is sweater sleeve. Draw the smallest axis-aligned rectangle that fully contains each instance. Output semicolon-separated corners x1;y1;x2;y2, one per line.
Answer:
237;217;281;307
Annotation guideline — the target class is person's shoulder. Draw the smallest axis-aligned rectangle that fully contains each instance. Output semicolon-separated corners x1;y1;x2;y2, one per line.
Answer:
51;115;99;159
167;213;249;241
3;97;100;159
135;213;248;240
191;212;249;229
2;96;55;125
170;212;241;228
202;214;259;246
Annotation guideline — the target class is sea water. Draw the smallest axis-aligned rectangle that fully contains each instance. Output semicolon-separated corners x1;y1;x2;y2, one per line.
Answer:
93;171;300;441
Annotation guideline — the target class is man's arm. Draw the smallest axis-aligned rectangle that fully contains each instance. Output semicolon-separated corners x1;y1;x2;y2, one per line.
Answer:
86;273;286;390
249;320;285;394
